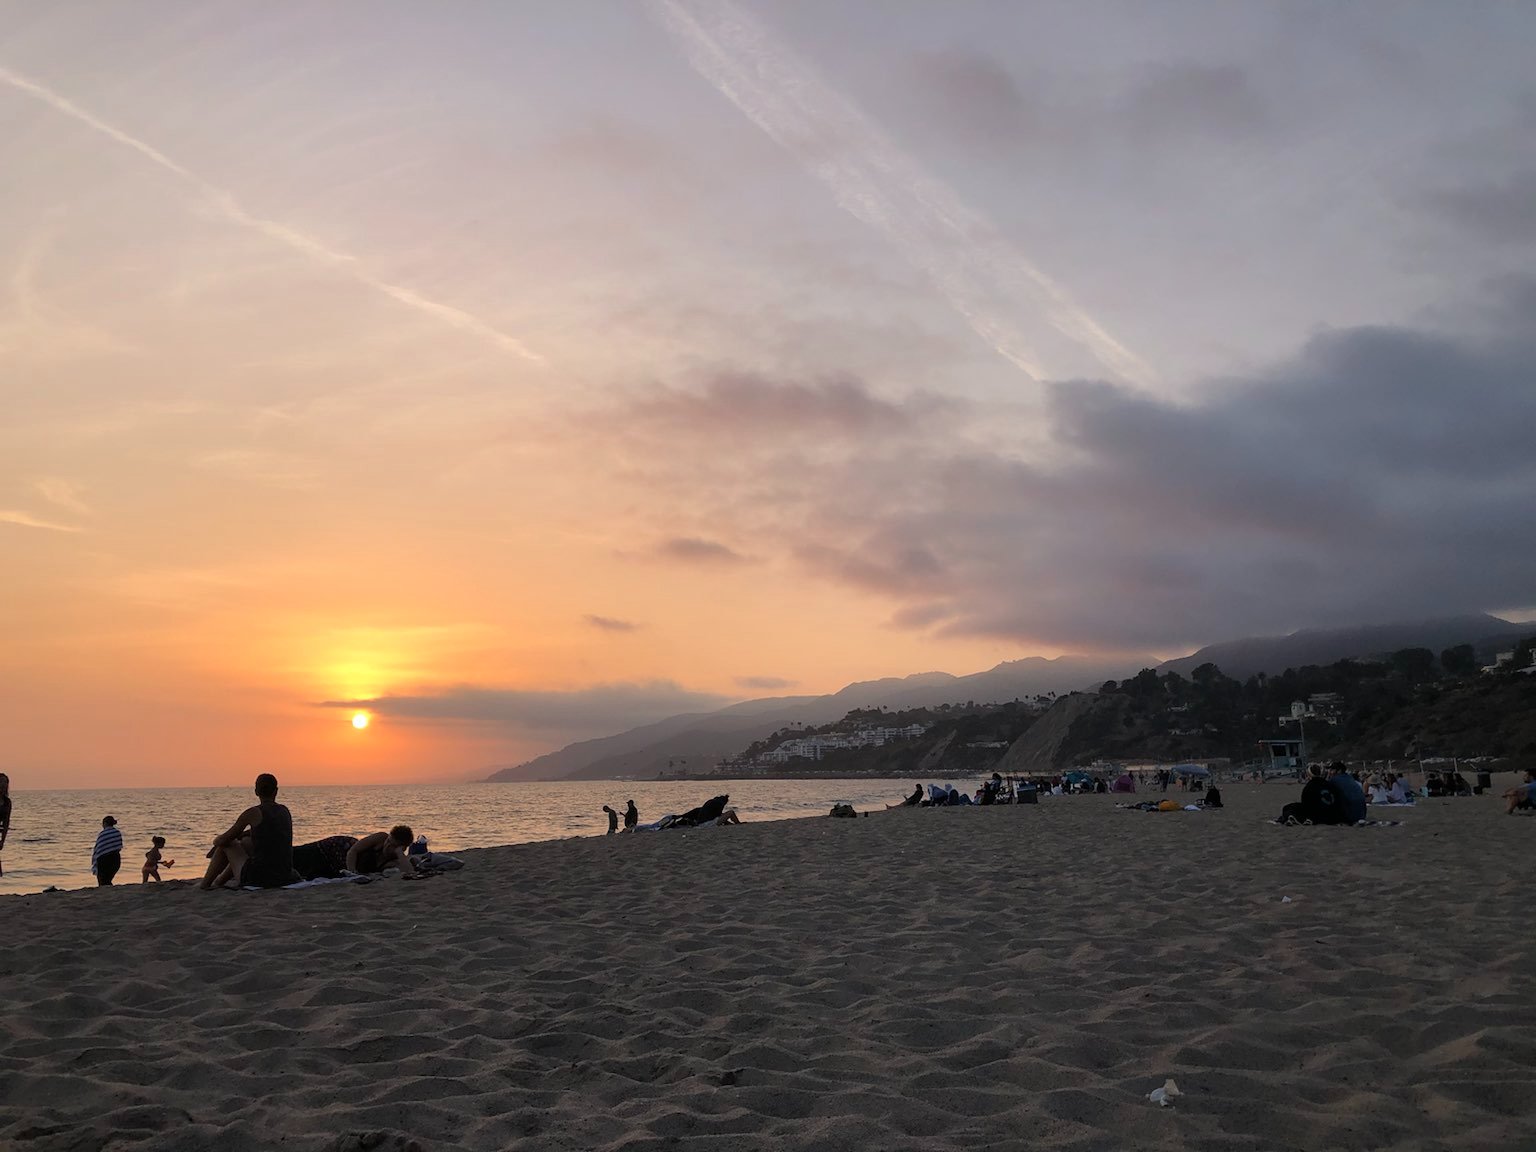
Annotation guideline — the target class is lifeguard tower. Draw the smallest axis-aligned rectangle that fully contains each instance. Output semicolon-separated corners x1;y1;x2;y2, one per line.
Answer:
1262;738;1304;775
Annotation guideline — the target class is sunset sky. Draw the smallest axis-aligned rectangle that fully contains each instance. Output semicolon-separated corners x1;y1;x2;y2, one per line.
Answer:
4;1;1534;787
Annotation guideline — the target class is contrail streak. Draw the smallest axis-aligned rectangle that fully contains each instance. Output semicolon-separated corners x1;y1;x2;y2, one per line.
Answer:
0;65;543;364
0;510;80;532
649;0;1153;386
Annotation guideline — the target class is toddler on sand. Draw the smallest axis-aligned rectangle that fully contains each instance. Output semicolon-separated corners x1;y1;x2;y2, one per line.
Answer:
142;836;175;883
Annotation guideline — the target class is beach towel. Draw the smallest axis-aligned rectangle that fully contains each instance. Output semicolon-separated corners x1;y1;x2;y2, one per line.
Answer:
1271;817;1402;828
276;874;373;891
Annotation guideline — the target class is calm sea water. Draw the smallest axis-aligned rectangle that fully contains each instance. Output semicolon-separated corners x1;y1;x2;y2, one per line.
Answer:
0;778;919;896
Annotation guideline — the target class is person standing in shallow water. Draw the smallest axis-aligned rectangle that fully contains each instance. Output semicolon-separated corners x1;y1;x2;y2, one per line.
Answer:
623;800;638;833
603;805;619;835
91;815;123;885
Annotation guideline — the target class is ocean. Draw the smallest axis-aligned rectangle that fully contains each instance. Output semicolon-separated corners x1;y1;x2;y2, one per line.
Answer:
0;777;919;896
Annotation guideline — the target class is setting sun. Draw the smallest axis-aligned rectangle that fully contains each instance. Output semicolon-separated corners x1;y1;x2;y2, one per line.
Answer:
351;712;370;730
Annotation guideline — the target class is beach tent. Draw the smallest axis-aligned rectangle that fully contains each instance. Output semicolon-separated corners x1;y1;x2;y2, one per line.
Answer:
1063;770;1093;784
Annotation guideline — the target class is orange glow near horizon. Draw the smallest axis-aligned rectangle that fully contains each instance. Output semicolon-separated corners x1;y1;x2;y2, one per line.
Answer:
351;711;370;730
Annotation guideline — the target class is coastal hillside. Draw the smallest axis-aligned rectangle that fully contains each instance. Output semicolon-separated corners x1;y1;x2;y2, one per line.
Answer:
483;655;1130;781
484;617;1534;782
1157;614;1526;681
1001;645;1536;771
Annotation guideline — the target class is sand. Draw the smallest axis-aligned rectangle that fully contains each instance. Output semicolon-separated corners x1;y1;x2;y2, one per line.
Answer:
3;783;1535;1152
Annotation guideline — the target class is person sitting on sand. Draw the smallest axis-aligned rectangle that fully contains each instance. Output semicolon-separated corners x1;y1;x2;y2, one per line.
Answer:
199;773;294;890
291;834;359;881
141;836;175;883
894;783;923;808
346;826;421;878
715;808;742;825
624;800;638;832
603;805;619;835
1278;766;1342;826
1201;785;1223;809
1327;762;1367;824
1503;769;1536;815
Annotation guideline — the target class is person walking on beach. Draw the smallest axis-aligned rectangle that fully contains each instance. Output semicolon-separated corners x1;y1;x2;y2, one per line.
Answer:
0;772;11;878
623;799;638;833
142;836;175;883
603;805;619;835
199;773;294;890
91;815;124;885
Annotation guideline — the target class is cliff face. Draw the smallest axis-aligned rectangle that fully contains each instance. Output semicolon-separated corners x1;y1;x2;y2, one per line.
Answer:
994;694;1126;774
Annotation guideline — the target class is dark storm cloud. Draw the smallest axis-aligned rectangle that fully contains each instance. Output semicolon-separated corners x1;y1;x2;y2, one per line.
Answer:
735;675;798;690
601;283;1536;653
859;304;1536;649
656;536;749;565
584;614;638;632
318;681;734;734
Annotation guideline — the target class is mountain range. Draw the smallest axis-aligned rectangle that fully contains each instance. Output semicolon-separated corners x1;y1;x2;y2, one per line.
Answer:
484;614;1531;782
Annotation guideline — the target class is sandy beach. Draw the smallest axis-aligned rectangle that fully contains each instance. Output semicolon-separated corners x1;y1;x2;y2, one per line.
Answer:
3;783;1534;1152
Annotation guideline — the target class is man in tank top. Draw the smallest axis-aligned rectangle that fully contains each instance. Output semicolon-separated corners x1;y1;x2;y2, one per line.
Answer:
198;773;295;890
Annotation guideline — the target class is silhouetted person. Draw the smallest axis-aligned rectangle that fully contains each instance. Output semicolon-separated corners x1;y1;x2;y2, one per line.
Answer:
199;773;294;890
603;805;619;835
624;799;638;832
91;815;123;885
0;772;10;878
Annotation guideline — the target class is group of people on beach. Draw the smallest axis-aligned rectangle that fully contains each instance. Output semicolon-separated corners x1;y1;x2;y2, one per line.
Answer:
34;773;431;889
600;795;741;833
196;774;430;889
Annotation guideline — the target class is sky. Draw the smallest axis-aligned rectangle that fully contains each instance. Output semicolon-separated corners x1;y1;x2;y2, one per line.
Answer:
3;1;1534;787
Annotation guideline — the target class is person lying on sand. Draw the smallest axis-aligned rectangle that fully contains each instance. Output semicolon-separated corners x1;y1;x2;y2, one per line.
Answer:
1504;769;1536;815
672;795;730;827
346;826;421;878
292;835;359;881
200;773;293;890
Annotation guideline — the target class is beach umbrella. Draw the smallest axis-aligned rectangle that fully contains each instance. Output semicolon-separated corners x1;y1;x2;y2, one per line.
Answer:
1171;764;1210;777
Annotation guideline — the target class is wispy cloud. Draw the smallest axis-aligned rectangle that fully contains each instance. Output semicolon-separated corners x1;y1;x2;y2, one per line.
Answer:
735;674;797;690
32;477;90;516
584;614;639;632
649;0;1153;385
319;680;736;734
0;64;543;364
657;536;748;565
0;509;80;532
